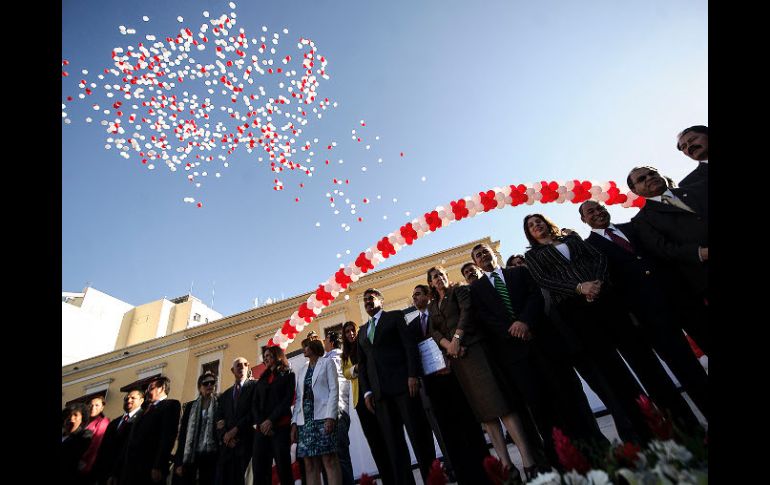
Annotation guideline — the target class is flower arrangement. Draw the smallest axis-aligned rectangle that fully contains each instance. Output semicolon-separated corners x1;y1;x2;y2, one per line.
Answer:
483;395;707;484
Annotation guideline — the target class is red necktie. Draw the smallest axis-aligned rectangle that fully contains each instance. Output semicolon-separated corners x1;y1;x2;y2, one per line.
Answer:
606;228;635;253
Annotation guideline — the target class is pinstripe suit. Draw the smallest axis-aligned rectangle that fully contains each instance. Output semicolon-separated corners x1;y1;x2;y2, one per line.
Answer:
525;234;653;443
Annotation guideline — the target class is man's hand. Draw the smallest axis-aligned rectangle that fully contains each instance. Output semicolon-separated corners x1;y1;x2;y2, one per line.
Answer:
259;419;273;436
324;418;336;434
175;465;184;477
407;377;420;398
365;394;376;413
215;419;225;430
699;246;708;261
290;424;298;444
151;468;162;483
223;426;238;446
508;321;531;340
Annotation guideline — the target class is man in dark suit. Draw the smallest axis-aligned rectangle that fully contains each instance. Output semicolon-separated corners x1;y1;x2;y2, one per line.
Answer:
96;389;144;485
215;357;256;485
121;376;182;485
407;284;490;485
627;166;708;353
580;200;709;429
469;243;601;470
675;125;708;188
357;288;436;485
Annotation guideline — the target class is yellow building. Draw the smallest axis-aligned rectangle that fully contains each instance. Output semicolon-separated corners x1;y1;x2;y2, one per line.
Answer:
61;237;502;417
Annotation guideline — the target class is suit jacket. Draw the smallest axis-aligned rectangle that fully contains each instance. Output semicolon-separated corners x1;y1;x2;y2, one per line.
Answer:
292;357;339;425
586;224;674;311
122;399;182;481
469;266;545;360
424;284;481;347
61;427;93;485
93;409;143;482
215;380;257;449
630;186;708;295
679;162;708;189
524;234;609;305
357;309;420;401
252;367;296;428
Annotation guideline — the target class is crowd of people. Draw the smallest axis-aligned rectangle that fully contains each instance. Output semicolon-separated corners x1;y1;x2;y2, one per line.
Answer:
62;125;708;484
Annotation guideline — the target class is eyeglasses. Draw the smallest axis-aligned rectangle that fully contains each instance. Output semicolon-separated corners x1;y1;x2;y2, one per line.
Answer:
201;381;216;386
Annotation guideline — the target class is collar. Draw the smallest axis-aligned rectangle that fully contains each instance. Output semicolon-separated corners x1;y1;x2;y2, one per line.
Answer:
323;348;342;358
127;408;141;418
483;266;503;281
370;309;383;322
592;223;619;236
235;378;248;387
701;160;708;165
151;395;167;405
648;188;675;203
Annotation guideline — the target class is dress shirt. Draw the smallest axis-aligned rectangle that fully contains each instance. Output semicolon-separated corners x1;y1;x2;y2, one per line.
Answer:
592;223;630;243
483;267;506;285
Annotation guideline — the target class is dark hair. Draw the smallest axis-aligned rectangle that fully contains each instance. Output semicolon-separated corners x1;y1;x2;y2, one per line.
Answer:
89;395;106;406
341;321;358;365
149;376;171;395
305;339;325;357
63;402;90;430
414;283;431;299
325;330;342;349
197;370;217;387
523;213;562;247
505;254;525;267
426;266;448;300
363;288;383;299
626;166;677;192
262;346;290;372
460;262;478;275
676;125;708;150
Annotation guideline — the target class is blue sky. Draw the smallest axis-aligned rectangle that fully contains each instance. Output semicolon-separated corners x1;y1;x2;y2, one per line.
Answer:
62;0;707;316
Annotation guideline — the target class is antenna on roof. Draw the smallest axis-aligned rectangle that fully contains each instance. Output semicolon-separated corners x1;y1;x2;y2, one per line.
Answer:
211;281;216;308
189;280;194;296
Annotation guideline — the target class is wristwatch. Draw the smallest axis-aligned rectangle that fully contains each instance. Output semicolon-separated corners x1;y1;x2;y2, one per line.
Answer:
452;333;461;340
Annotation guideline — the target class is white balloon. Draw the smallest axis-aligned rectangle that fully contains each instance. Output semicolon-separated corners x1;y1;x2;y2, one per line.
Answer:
599;192;610;202
343;267;353;276
589;186;602;195
534;192;543;201
471;193;481;204
526;198;535;205
565;180;576;190
566;191;576;201
365;249;373;259
556;194;566;203
349;273;360;282
416;228;425;238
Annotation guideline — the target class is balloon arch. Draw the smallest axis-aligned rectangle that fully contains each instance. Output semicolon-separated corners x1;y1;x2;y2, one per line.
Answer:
267;180;645;348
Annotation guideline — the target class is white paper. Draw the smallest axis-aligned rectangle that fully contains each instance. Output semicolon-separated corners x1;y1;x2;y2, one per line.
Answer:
418;338;447;375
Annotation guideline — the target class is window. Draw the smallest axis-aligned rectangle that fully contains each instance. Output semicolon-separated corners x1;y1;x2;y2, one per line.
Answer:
193;313;202;322
324;323;344;338
201;360;220;379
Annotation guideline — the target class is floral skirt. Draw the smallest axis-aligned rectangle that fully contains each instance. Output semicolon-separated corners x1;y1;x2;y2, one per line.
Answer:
297;418;338;458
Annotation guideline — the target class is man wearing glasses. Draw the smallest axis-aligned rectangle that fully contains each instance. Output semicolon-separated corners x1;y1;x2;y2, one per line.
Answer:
627;166;708;354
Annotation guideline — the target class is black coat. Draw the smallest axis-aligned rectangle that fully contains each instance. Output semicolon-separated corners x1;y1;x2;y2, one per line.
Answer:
92;409;143;483
630;186;708;296
61;427;93;485
357;309;420;400
679;162;708;189
215;380;256;450
252;368;296;427
122;399;182;483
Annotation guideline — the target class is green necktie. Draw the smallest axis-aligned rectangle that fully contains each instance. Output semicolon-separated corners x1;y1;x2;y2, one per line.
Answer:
367;317;376;343
491;271;515;318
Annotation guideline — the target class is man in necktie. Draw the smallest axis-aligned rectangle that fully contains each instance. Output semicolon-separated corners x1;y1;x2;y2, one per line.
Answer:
121;377;181;485
627;166;708;354
356;288;435;485
579;200;708;431
95;389;145;485
214;357;255;485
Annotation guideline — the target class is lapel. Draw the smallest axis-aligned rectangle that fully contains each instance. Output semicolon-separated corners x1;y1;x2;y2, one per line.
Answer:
588;230;629;258
372;312;386;344
311;359;322;387
644;197;689;215
481;269;506;308
673;187;706;216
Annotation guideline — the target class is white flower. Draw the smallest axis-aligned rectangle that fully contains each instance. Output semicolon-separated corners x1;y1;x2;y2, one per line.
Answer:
528;471;562;485
562;471;589;485
585;469;612;484
649;439;694;464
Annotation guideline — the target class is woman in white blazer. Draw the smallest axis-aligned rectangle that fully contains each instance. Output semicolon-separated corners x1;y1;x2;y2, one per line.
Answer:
291;338;342;485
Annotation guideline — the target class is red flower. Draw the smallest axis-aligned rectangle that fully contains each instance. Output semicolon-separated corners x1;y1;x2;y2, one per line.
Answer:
482;455;509;485
553;427;591;474
359;473;376;485
614;442;642;467
636;394;672;440
426;459;448;485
